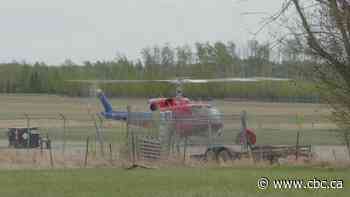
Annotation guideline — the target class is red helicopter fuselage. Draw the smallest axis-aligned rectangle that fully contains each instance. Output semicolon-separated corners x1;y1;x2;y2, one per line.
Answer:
147;97;223;137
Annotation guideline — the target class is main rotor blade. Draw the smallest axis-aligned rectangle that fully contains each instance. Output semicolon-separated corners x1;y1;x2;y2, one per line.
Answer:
67;77;290;84
182;77;290;83
67;79;178;84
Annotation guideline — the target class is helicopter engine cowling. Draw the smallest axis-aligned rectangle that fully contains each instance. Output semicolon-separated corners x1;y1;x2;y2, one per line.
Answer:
148;97;190;111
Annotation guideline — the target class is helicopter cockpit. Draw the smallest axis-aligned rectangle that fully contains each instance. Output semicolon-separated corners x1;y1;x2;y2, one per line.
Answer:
191;105;222;122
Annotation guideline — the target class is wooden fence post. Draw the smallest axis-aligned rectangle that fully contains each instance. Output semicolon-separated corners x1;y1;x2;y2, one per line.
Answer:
295;132;300;160
92;114;104;157
131;131;136;166
127;105;131;161
183;136;188;163
109;143;113;165
332;149;337;161
47;134;54;168
59;113;67;156
84;137;90;167
208;119;212;148
240;111;248;151
93;136;97;157
40;138;43;156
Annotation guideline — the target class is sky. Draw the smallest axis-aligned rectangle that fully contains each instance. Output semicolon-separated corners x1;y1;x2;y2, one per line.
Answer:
0;0;284;65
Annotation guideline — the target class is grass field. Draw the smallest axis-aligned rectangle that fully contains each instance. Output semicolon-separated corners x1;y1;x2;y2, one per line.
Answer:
0;167;348;197
0;94;348;197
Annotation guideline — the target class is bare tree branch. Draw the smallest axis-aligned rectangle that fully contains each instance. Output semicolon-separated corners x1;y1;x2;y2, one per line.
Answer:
329;0;350;63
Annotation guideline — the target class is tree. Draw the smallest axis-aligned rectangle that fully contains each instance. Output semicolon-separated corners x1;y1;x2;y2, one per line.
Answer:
176;45;193;66
161;44;175;68
213;41;233;76
226;41;241;77
247;40;259;58
176;45;193;76
226;41;238;61
245;40;272;76
282;38;303;62
141;47;153;67
195;42;216;65
287;0;350;155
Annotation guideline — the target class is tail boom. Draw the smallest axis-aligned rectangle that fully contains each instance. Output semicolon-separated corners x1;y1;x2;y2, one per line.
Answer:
97;91;153;127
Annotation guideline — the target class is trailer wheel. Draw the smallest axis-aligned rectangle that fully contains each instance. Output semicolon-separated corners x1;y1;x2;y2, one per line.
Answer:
217;149;232;165
205;149;216;162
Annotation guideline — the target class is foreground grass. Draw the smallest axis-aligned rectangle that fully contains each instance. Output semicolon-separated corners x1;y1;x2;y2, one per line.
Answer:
0;167;348;197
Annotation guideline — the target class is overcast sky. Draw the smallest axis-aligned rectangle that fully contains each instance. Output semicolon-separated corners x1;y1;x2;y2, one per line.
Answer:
0;0;283;65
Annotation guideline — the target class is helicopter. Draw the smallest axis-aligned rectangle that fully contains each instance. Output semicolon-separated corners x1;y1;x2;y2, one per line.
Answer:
70;77;289;141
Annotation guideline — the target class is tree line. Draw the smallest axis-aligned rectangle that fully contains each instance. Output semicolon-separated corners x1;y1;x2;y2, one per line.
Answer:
0;40;319;102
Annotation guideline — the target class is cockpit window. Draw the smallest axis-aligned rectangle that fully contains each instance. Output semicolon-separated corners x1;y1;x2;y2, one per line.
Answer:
208;107;221;120
191;106;207;117
191;106;221;122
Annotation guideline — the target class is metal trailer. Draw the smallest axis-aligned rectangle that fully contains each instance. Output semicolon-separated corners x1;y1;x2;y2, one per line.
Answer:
200;144;312;164
191;111;312;164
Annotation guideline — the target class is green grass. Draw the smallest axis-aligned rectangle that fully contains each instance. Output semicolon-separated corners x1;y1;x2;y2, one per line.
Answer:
0;167;348;197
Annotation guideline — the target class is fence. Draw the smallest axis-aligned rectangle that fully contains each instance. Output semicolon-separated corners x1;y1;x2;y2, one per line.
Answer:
0;109;348;168
125;108;349;165
0;113;126;168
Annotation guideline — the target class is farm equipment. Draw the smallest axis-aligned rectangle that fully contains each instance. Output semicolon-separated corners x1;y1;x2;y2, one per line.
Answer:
7;127;51;149
192;111;312;164
202;144;312;164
